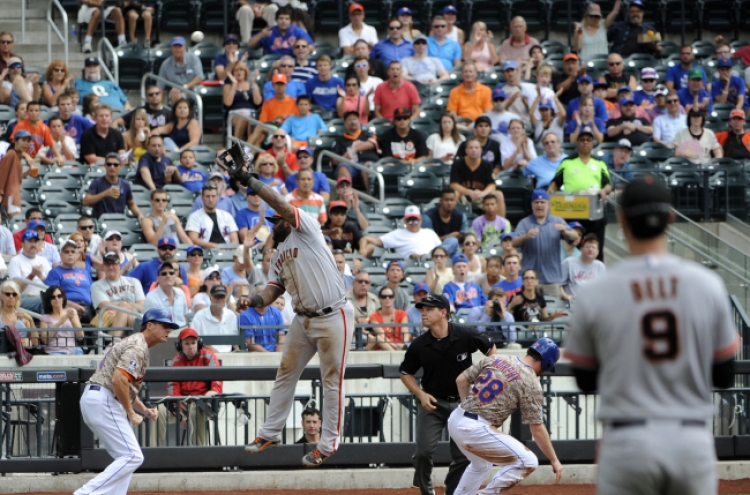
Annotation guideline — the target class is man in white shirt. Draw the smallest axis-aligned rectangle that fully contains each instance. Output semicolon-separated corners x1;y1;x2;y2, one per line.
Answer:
360;206;441;258
338;3;378;54
77;216;103;257
144;261;189;327
186;185;239;248
652;90;687;148
9;230;52;314
192;285;239;353
484;88;522;138
560;233;607;301
496;60;543;125
401;35;449;84
91;251;146;336
21;220;61;267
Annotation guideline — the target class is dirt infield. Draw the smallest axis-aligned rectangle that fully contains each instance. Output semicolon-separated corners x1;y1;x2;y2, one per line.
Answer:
22;480;750;495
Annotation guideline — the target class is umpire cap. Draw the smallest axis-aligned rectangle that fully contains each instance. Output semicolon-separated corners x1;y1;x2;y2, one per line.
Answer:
141;308;180;330
618;174;672;240
415;293;451;312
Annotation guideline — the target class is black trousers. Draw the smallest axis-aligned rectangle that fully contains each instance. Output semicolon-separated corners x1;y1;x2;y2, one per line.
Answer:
413;398;470;495
578;218;607;262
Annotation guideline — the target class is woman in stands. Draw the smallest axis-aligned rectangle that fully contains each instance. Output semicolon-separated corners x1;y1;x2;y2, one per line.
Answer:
123;108;150;163
254;154;288;195
507;268;567;323
565;95;605;143
0;58;39;107
522;45;545;81
674;108;723;163
463;22;498;73
397;7;421;42
186;245;205;296
0;280;35;348
223;61;262;142
352;57;382;114
82;94;99;125
214;34;248;82
460;232;487;279
573;1;621;63
193;265;236;313
336;76;368;123
365;286;410;351
39;285;84;356
427;113;466;163
501;119;537;171
68;232;99;275
42;60;74;107
154;98;202;152
425;245;454;294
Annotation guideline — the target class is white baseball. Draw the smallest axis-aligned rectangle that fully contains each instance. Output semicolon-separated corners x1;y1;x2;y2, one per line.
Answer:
191;31;204;43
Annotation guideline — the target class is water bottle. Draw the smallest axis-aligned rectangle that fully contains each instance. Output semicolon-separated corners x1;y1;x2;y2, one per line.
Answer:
137;129;146;142
70;27;77;38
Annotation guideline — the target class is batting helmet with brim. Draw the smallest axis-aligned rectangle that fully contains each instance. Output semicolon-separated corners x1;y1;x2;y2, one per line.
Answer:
618;174;672;240
141;308;180;329
530;337;560;373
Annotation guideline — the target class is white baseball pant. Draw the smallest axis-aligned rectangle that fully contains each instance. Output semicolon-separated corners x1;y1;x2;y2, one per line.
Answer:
448;407;538;495
75;385;144;495
258;303;354;456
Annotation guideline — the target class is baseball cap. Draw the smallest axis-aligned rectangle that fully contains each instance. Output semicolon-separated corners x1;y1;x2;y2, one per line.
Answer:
655;84;668;96
336;176;352;186
585;3;602;15
442;5;458;14
178;328;199;340
593;80;608;89
474;115;492;127
157;237;177;248
28;219;47;231
7;57;22;68
208;171;225;181
413;34;428;44
84;57;99;66
158;261;175;273
413;282;429;295
103;230;122;240
501;60;518;71
568;221;585;233
717;57;733;68
531;189;550;202
616;138;633;149
563;53;579;62
13;129;31;140
397;7;412;15
415;293;451;311
103;251;120;263
272;73;288;84
452;254;469;265
202;265;220;281
492;88;507;101
403;205;421;219
688;68;703;80
578;74;593;84
171;36;186;46
22;230;40;242
348;2;364;13
578;125;595;138
394;107;412;119
296;146;312;157
538;99;554;110
640;67;657;79
618;174;672;239
630;0;644;8
387;260;405;271
233;245;246;260
620;96;635;106
731;109;746;120
501;232;514;241
223;34;239;45
61;239;77;250
617;86;633;93
328;200;348;212
210;285;228;297
186;245;204;255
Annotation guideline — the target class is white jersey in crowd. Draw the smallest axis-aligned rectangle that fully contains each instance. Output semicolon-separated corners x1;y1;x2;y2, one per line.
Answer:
185;208;238;244
268;207;345;314
91;276;145;308
8;253;51;295
560;256;606;298
380;227;441;257
565;253;740;422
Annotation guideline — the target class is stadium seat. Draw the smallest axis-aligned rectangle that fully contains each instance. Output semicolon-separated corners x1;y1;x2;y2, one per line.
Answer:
372;159;412;196
377;197;416;219
42;201;79;220
659;157;698;172
495;175;533;225
129;244;159;261
466;0;509;33
548;0;584;33
667;171;703;217
313;0;346;32
199;0;232;33
636;142;674;163
404;266;428;285
161;0;199;32
191;42;225;76
711;103;736;121
690;40;715;60
402;173;444;204
196;84;225;130
37;186;69;205
508;0;548;37
410;117;439;137
116;43;153;90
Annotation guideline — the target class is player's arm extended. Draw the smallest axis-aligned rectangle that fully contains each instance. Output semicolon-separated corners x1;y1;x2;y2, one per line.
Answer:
456;372;471;400
247;284;285;309
529;423;563;483
246;176;297;226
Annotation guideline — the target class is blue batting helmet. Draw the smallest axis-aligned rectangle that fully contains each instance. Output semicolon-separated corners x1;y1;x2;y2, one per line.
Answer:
530;338;560;373
142;308;180;329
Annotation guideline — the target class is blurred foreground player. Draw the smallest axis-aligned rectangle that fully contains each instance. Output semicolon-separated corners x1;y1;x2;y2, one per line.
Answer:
74;308;179;495
565;175;740;495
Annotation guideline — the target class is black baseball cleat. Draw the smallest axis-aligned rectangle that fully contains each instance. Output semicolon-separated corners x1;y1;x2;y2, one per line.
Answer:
301;448;331;467
244;436;280;454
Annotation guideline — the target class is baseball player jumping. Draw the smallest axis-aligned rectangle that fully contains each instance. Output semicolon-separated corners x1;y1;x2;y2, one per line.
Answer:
448;337;564;494
74;308;180;495
565;175;740;495
217;144;355;467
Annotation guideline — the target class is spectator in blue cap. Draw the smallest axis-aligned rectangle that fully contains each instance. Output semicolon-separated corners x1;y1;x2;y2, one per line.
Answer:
605;96;653;146
157;37;205;105
128;237;188;293
407;282;429;338
711;58;746;109
442;254;487;312
376;260;410;310
213;34;248;81
483;89;522;138
441;5;465;44
499;17;540;65
24;219;61;267
247;6;313;57
607;0;662;57
565;75;610;124
561;221;585;260
511;190;579;298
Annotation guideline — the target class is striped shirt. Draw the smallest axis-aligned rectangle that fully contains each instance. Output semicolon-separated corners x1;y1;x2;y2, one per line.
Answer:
285;190;326;225
292;59;318;83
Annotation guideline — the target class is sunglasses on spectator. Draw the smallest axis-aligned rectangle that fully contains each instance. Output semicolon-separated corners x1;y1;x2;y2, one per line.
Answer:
355;279;371;284
158;246;176;251
433;24;447;28
4;292;17;297
389;25;402;30
406;218;420;224
207;274;221;280
354;62;368;68
272;134;285;138
147;92;161;97
51;293;64;299
293;44;307;49
523;276;537;280
395;116;410;121
380;294;395;299
432;254;445;259
0;40;13;44
642;79;655;83
53;68;65;72
105;161;120;167
160;271;175;276
108;236;122;241
666;98;679;103
464;241;477;246
345;82;359;87
79;225;95;230
188;251;203;256
279;64;293;68
608;62;622;66
152;198;168;202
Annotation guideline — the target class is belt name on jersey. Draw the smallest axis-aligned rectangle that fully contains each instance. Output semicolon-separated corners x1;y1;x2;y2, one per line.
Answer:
492;359;521;382
275;248;299;270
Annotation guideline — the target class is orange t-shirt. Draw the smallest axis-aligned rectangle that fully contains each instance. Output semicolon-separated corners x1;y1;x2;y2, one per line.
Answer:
11;120;54;158
258;95;299;124
369;310;409;344
446;83;493;122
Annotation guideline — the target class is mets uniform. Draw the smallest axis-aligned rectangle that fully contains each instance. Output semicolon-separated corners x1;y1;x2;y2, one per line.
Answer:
75;333;149;495
447;355;544;494
565;253;740;495
259;206;354;457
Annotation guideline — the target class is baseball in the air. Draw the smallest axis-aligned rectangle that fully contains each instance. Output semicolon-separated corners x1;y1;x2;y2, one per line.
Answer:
191;31;204;43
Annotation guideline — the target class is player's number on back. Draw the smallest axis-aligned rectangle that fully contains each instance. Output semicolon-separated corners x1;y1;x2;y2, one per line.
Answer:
471;369;505;404
642;310;679;362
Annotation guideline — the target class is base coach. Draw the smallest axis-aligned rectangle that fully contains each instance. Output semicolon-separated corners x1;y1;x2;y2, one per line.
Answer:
399;293;496;495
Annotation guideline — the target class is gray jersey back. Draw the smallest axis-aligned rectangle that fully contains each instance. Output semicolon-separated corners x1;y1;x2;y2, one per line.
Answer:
565;253;739;421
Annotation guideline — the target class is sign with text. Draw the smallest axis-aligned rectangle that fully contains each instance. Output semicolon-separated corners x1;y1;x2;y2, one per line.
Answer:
37;371;67;382
550;194;604;220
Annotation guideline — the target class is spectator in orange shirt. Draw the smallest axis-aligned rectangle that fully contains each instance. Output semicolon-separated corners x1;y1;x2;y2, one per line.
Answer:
247;73;299;147
11;101;63;164
259;128;299;181
447;62;492;122
284;169;326;225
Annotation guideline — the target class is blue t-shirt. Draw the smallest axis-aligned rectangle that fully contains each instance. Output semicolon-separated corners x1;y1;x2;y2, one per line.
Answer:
220;265;248;297
129;258;188;293
523;154;567;188
136;154;173;189
177;165;207;193
52;114;93;145
74;79;129;111
280;113;328;141
665;65;707;91
494;277;523;302
426;37;462;70
240;306;285;351
284;170;331;196
371;39;415;66
86;177;133;219
564;96;609;123
45;266;93;305
262;79;307;101
676;87;714;114
305;76;345;112
236;208;274;231
442;281;487;311
260;25;313;56
514;214;571;284
563;118;607;136
603;154;634;187
710;75;746;107
633;90;655;107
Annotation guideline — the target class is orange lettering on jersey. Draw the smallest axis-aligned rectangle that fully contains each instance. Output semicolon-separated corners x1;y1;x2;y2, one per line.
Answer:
631;281;643;301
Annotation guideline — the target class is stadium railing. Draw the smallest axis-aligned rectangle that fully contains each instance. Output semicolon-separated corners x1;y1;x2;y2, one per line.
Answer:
316;150;386;204
46;0;69;67
98;37;119;85
141;73;205;132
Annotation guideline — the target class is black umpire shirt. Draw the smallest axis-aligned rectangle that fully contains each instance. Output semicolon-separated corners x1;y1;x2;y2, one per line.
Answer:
399;323;494;400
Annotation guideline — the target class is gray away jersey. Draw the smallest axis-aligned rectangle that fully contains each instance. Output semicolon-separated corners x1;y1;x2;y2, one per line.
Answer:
564;253;739;421
269;207;346;314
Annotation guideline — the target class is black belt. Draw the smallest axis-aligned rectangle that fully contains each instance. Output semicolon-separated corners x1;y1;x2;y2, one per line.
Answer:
464;411;478;420
296;306;333;318
610;419;706;429
433;395;460;402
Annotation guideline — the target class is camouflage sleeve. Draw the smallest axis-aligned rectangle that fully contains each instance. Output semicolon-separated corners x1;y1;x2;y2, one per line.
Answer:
463;356;495;384
115;341;148;381
520;379;545;424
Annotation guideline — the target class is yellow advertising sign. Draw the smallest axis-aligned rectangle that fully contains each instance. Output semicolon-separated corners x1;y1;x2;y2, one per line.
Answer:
550;194;603;220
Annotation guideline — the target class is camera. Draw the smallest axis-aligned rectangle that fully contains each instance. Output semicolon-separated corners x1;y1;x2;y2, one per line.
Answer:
492;299;503;315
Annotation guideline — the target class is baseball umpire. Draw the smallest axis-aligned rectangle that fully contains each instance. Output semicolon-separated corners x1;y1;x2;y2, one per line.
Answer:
400;293;495;495
216;144;355;468
448;338;564;494
565;175;740;495
74;308;179;495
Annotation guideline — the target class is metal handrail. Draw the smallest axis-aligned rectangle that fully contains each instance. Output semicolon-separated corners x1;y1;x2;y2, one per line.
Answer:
12;278;48;291
21;0;26;43
225;110;276;150
98;38;119;85
46;0;69;67
100;304;143;318
141;73;204;132
317;150;385;204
